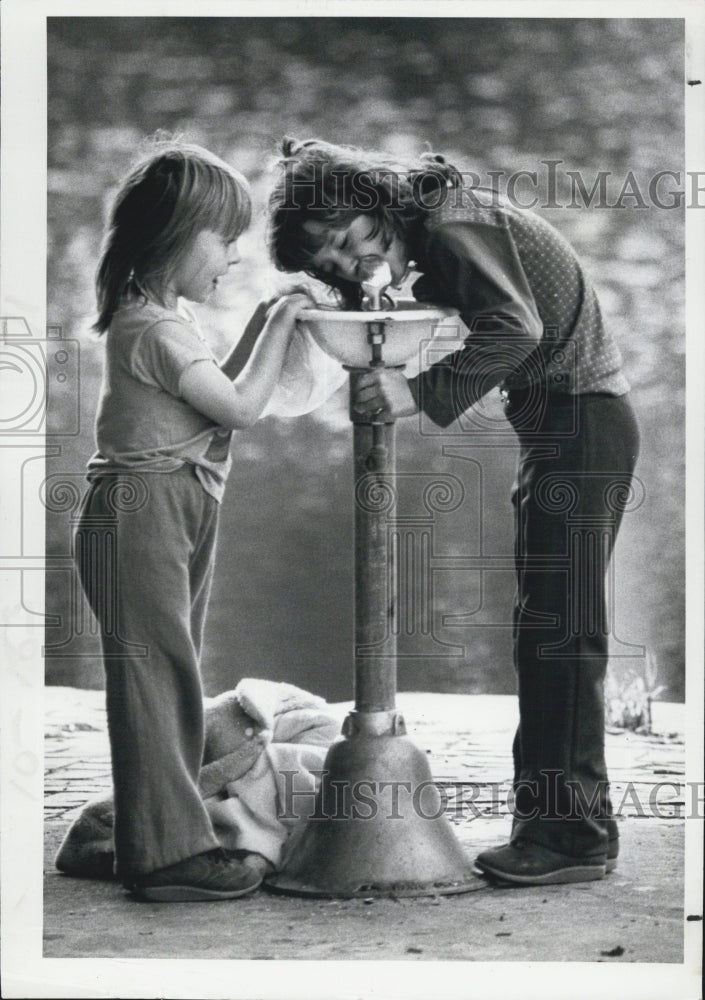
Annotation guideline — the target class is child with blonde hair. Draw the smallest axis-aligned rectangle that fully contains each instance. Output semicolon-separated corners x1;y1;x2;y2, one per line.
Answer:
77;140;310;901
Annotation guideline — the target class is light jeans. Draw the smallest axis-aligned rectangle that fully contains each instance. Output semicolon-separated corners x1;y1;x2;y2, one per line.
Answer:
75;466;221;879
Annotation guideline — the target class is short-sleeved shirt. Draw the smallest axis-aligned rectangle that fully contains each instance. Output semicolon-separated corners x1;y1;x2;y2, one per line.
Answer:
407;195;630;427
88;299;232;502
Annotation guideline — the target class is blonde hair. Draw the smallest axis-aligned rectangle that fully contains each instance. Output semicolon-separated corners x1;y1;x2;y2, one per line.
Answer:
94;139;251;332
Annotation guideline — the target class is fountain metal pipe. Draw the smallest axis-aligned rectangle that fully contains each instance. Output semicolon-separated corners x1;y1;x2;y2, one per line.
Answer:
349;377;397;718
347;261;400;728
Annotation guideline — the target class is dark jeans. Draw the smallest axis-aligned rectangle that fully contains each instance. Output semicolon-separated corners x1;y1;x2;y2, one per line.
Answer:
504;389;640;857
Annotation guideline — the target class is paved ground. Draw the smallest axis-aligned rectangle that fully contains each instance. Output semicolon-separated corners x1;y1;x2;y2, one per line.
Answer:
40;687;700;976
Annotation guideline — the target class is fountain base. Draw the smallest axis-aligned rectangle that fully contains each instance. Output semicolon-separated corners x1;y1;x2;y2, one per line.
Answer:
265;726;477;898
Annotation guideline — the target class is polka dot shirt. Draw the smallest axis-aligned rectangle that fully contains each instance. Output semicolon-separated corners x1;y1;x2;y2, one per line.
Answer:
407;194;630;427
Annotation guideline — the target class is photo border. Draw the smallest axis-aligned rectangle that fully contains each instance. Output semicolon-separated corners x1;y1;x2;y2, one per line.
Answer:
1;2;702;997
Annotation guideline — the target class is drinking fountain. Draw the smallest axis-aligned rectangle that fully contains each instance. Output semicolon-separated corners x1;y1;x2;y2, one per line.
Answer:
266;264;476;897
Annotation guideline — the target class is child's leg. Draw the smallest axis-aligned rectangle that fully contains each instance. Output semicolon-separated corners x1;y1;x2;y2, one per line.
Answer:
75;467;221;880
508;391;639;857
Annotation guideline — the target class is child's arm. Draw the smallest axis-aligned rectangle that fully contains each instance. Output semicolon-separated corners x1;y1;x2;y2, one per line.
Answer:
404;222;544;427
179;294;310;429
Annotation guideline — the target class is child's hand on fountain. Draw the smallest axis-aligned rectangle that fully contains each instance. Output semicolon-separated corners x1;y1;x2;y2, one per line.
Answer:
353;369;418;420
220;291;313;382
268;280;320;309
263;290;314;328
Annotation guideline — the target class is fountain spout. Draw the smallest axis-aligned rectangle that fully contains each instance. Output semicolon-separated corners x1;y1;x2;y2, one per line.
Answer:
360;260;393;311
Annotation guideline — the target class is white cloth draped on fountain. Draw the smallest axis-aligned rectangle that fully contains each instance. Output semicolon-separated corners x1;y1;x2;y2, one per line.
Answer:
261;302;459;417
55;679;341;877
262;324;348;417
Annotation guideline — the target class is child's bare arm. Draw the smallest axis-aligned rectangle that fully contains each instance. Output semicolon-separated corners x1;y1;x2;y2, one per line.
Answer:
179;294;310;429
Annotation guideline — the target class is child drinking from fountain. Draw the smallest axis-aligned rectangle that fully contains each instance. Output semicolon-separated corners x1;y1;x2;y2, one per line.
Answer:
76;140;310;901
267;137;640;886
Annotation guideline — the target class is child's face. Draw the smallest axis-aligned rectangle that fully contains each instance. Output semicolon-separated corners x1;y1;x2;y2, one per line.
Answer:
166;229;241;304
305;215;409;289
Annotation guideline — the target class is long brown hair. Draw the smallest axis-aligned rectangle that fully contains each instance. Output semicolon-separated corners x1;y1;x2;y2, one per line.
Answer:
94;140;251;333
267;137;461;307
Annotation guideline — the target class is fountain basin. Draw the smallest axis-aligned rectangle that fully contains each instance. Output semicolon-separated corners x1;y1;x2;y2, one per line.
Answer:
297;300;459;368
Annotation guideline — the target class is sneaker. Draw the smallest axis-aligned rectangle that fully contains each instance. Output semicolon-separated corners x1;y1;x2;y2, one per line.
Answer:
474;839;607;886
128;848;264;902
